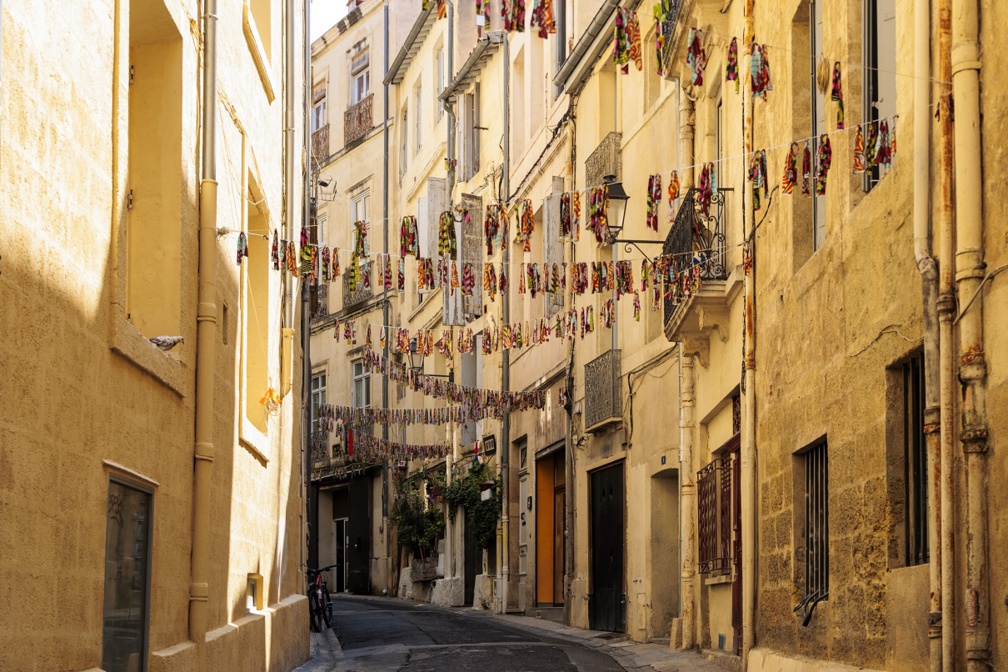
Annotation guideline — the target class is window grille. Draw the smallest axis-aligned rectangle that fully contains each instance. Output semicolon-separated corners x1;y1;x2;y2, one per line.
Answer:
804;440;829;601
697;457;733;574
902;354;928;566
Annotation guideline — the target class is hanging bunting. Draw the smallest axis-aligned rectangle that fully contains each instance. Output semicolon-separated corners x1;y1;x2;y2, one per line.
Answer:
401;215;419;257
726;37;739;92
748;149;768;210
831;62;844;129
560;192;572;238
653;0;674;77
750;43;772;100
782;143;798;194
697;163;714;216
515;200;534;252
613;7;642;74
815;134;832;195
437;211;457;260
686;28;707;86
236;231;249;265
646;174;662;232
853;125;866;173
801;141;812;195
668;170;680;221
271;230;279;270
529;0;556;38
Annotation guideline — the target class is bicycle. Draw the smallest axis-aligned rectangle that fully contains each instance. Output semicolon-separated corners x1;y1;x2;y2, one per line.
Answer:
307;565;335;632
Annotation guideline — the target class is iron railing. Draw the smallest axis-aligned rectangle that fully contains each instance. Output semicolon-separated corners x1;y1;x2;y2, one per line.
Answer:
344;93;373;147
312;124;330;163
585;131;621;189
342;259;373;310
584;348;622;432
662;188;729;323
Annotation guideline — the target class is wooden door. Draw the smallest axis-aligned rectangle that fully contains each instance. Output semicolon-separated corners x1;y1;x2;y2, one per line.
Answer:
590;461;625;632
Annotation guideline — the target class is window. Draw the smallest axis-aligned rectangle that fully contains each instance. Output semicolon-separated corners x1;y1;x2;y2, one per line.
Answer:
249;0;272;59
715;94;724;189
126;1;183;341
311;94;327;133
351;49;370;105
887;352;928;567
316;213;328;246
243;175;270;435
352;360;371;409
461;86;481;181
864;0;896;190
400;108;408;178
415;83;423;155
102;479;152;672
436;46;446;119
553;0;568;98
311;371;327;433
810;0;826;250
799;439;829;603
697;446;737;575
351;190;370;253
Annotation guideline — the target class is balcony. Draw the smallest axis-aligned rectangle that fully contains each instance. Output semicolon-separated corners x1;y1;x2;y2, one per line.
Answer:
658;0;689;80
585;131;621;190
584;348;622;433
344;93;373;147
663;188;734;363
312;124;330;162
342;259;373;310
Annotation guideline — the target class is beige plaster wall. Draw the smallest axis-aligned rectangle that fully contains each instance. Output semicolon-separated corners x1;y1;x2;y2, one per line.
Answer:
0;0;308;669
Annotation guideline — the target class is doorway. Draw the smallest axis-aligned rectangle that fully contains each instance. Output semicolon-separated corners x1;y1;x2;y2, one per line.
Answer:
590;461;624;632
333;517;348;593
535;448;565;606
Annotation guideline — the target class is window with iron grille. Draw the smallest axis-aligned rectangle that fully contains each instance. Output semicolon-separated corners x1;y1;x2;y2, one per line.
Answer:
697;456;734;574
901;354;928;565
802;440;829;601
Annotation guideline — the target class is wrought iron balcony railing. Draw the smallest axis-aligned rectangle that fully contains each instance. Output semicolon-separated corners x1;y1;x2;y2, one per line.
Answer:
342;259;374;310
662;187;729;323
344;93;374;147
658;0;687;80
312;124;330;162
585;131;621;189
584;348;622;432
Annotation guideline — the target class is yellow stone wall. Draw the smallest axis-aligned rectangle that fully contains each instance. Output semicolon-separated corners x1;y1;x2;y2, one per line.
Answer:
0;0;309;670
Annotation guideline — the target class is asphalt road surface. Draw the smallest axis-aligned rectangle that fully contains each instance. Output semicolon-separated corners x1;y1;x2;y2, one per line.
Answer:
331;596;628;672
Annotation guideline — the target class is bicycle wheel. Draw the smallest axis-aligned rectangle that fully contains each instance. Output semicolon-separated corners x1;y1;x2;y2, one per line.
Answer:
308;590;322;632
320;586;332;628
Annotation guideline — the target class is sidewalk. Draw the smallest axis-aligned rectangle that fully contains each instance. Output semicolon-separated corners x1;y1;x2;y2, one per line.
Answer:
475;610;727;672
296;627;343;672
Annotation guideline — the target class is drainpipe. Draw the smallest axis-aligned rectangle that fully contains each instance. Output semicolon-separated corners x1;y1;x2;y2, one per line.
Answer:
442;0;456;583
301;0;312;589
500;33;512;615
912;0;941;668
282;0;298;398
190;0;218;656
950;0;989;667
740;1;757;666
564;107;578;627
679;350;697;650
935;0;956;663
382;0;392;595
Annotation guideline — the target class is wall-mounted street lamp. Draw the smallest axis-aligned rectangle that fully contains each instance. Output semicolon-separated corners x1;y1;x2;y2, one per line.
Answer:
408;338;454;382
602;174;629;244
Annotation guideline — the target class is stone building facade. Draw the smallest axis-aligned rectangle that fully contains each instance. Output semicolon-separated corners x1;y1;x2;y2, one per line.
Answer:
0;0;309;670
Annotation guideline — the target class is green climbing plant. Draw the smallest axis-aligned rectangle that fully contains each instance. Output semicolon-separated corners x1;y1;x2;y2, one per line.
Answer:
391;475;445;561
443;460;501;552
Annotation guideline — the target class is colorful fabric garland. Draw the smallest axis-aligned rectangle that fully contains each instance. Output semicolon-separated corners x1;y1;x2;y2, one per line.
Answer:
687;28;707;86
726;37;739;91
613;7;642;74
646;174;662;231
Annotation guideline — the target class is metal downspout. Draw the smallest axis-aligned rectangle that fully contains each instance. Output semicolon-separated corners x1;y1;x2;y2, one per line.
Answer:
935;0;956;663
382;0;392;595
443;0;457;583
951;0;989;667
741;1;757;667
500;33;512;615
301;0;312;590
912;0;941;668
190;0;218;658
563;105;578;627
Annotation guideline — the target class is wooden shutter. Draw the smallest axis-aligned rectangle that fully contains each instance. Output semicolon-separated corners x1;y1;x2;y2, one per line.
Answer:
461;192;483;323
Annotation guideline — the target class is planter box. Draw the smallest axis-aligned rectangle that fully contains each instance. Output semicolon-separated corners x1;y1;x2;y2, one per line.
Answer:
410;558;438;582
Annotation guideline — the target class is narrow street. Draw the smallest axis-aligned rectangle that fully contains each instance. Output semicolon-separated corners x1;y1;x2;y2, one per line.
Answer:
298;596;725;672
